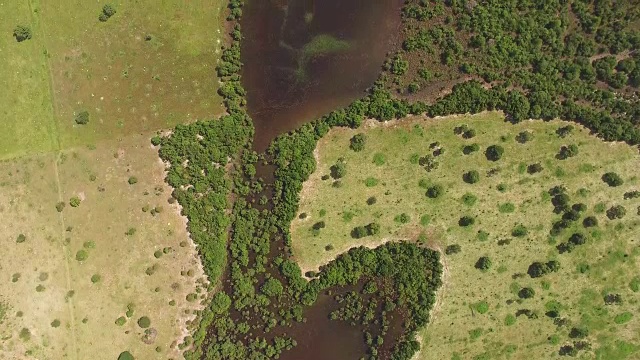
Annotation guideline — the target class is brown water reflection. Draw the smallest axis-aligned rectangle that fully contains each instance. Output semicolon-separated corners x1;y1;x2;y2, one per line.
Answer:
241;0;404;150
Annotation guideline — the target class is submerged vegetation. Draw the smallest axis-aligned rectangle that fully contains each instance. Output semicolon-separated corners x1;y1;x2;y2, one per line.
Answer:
295;34;351;80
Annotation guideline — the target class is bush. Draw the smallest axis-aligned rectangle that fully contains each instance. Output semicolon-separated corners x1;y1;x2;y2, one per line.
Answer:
349;133;366;151
518;287;535;299
13;25;32;42
366;196;377;205
118;351;135;360
462;144;479;155
602;172;624;187
137;316;151;328
56;202;65;212
312;221;325;231
511;224;528;237
394;213;411;224
463;170;480;184
606;205;626;220
128;177;138;185
76;250;88;262
91;274;101;283
426;184;444;198
115;317;126;326
485;145;504;161
462;193;477;206
351;226;368;239
527;163;543;174
475;256;492;272
99;4;117;22
372;153;386;165
515;131;533;143
74;111;90;125
624;190;640;199
364;177;379;187
528;260;560;278
582;216;598;227
330;160;347;179
458;216;475;227
445;244;461;255
556;125;574;138
498;203;515;213
51;319;61;328
16;234;26;243
557;144;579;159
69;197;81;207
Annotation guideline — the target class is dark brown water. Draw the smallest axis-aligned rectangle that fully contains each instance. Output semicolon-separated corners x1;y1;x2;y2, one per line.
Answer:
241;0;404;150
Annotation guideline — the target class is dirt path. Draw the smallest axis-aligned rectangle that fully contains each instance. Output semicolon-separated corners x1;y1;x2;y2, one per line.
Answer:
28;0;78;356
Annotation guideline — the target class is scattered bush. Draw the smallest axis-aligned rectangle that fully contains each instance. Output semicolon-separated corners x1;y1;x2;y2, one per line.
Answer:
445;244;461;255
349;133;366;151
499;203;515;213
69;197;81;207
115;317;126;326
518;287;535;299
99;4;117;22
527;163;543;174
330;160;347;179
394;213;411;224
75;250;88;262
372;153;386;166
462;193;477;206
606;205;626;220
556;125;574;138
13;25;32;42
128;177;138;185
16;234;26;243
614;312;633;324
582;216;598;227
364;177;379;187
485;145;504;161
118;351;134;360
528;260;560;278
458;216;475;227
515;131;533;143
366;196;377;205
51;319;61;328
91;274;101;283
426;184;444;198
74;111;89;125
511;224;528;237
557;144;579;159
137;316;151;328
463;170;480;184
462;144;479;155
475;256;492;272
602;172;624;187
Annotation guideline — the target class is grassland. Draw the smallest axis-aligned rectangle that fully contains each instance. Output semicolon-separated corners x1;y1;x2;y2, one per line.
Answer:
291;112;640;359
0;0;226;159
0;134;207;359
0;1;226;359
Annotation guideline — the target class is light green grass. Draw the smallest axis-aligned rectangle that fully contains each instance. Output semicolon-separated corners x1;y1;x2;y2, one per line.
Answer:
0;0;226;158
292;112;640;359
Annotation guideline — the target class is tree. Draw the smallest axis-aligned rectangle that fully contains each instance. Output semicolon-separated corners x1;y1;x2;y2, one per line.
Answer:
556;125;574;138
516;131;534;143
527;163;543;174
511;224;528;237
602;172;624;187
505;91;530;122
445;244;461;255
349;133;366;152
137;316;151;328
426;184;444;198
583;216;598;227
75;111;90;125
260;278;283;297
485;145;504;161
330;160;346;179
351;226;368;239
99;4;117;22
462;144;479;155
518;287;535;299
475;256;492;272
463;170;480;184
13;25;32;42
606;205;626;220
458;216;475;227
557;144;578;159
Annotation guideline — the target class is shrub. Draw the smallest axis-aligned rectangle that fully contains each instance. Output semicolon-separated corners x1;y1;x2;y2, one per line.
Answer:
128;177;138;185
527;260;560;278
115;317;126;326
365;222;380;236
99;4;117;22
91;274;101;283
16;234;26;243
372;153;386;166
515;131;533;143
475;256;492;272
602;172;624;187
462;129;476;139
485;145;504;161
614;312;633;324
351;226;368;239
366;196;377;205
364;177;379;187
426;184;444;198
474;301;489;314
458;216;475;227
74;111;90;125
499;203;515;213
260;278;284;297
154;250;163;258
56;202;65;212
13;25;32;42
606;205;626;220
69;197;81;207
75;250;88;262
394;213;411;224
118;351;135;360
330;160;347;179
527;163;543;174
445;244;461;255
557;144;579;159
312;221;325;230
504;314;517;326
349;133;366;151
420;214;431;226
462;193;477;206
462;144;479;155
511;224;528;237
324;244;334;251
137;316;151;328
51;319;61;328
569;327;589;339
518;287;535;299
624;190;640;199
582;216;598;227
463;170;480;184
556;125;574;138
151;136;162;146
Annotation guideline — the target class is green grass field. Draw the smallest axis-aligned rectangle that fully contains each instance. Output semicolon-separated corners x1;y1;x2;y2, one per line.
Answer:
0;0;226;159
292;112;640;359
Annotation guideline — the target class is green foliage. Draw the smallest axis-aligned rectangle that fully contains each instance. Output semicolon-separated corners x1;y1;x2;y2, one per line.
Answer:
614;312;633;325
473;301;489;314
13;25;32;42
127;176;138;185
458;216;475;227
504;314;516;326
462;143;479;155
137;316;151;329
475;257;492;272
75;250;88;262
16;234;26;243
364;177;379;187
426;184;444;198
557;144;579;160
372;153;386;166
394;213;411;224
51;319;61;328
515;131;533;144
606;205;626;220
91;274;101;283
462;193;477;206
99;4;117;22
330;159;347;179
499;203;515;213
518;287;535;299
349;133;366;152
260;278;284;297
74;111;90;125
56;201;65;212
118;351;135;360
463;170;480;184
115;317;126;326
511;224;528;237
445;244;461;255
602;172;624;187
485;145;504;161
